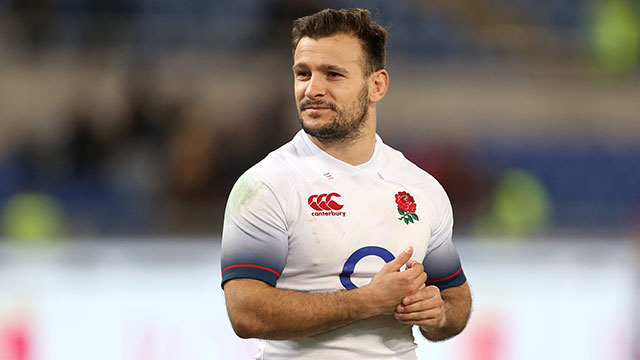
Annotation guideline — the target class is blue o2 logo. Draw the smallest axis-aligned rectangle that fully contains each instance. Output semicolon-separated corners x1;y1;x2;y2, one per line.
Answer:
339;246;395;290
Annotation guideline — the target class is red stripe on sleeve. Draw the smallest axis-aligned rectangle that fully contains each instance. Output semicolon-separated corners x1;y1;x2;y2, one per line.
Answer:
426;267;462;284
222;264;281;277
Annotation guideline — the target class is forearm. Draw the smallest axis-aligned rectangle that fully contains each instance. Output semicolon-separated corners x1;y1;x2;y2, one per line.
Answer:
224;278;377;340
420;282;472;342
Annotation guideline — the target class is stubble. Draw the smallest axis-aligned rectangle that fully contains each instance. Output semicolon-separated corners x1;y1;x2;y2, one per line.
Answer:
298;84;370;145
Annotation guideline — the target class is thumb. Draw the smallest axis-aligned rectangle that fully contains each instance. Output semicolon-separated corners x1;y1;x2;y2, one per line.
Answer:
383;246;413;272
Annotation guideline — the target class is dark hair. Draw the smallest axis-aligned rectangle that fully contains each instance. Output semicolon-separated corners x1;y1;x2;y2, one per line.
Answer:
292;8;387;75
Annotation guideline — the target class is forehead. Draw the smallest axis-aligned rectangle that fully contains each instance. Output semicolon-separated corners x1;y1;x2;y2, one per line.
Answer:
293;34;365;70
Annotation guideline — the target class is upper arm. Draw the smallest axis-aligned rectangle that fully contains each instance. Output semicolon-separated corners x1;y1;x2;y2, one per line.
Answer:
223;278;274;313
223;278;277;338
220;173;289;288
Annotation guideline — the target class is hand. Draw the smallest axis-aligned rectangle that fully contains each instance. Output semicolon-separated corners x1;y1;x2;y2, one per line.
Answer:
362;247;428;315
393;275;446;331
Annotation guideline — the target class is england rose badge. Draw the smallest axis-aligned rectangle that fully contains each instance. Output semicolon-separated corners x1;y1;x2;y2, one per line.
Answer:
395;191;419;225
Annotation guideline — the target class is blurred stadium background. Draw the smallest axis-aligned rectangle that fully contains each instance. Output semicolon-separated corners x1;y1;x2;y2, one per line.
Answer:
0;0;638;359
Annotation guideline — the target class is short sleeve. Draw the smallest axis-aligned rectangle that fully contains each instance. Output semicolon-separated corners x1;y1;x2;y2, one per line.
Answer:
220;172;289;288
422;188;466;291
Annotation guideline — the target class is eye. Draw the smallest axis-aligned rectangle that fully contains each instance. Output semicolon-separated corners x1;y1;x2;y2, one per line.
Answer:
327;72;342;78
296;71;310;79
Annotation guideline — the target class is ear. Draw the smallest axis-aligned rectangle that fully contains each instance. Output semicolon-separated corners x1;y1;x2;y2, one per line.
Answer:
368;69;389;104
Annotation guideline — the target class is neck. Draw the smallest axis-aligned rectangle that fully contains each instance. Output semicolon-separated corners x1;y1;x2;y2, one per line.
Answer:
308;115;377;166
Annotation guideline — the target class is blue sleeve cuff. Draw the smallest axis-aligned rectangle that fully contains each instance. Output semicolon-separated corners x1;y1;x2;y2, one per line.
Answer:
426;267;467;291
221;264;281;288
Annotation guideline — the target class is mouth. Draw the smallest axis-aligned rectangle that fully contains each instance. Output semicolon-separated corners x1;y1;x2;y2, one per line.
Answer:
302;106;333;116
304;106;329;111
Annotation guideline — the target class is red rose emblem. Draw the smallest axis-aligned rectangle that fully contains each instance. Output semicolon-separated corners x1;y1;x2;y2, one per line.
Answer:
395;191;419;225
395;191;417;213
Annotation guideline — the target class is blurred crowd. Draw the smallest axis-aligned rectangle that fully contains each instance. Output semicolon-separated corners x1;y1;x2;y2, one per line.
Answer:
0;81;296;236
0;0;639;239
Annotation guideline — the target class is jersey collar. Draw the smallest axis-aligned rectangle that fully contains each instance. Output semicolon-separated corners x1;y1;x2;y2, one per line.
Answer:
297;130;383;173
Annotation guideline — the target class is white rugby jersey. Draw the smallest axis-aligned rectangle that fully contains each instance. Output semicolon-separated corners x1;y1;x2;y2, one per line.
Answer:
221;130;466;360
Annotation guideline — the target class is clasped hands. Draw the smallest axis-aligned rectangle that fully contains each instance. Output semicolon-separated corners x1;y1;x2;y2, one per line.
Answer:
366;246;446;332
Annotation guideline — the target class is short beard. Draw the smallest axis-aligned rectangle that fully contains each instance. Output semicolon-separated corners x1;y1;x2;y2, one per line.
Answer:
298;85;369;145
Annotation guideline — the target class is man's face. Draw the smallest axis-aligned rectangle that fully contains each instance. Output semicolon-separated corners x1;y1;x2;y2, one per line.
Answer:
293;33;371;143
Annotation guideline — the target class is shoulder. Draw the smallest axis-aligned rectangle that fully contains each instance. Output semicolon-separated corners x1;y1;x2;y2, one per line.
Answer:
227;136;311;208
247;139;306;188
381;143;448;196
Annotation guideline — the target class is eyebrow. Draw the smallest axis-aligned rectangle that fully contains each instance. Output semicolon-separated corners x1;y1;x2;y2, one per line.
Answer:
292;63;350;74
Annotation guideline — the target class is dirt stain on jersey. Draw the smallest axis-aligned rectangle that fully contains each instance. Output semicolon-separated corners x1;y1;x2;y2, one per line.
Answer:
223;174;261;224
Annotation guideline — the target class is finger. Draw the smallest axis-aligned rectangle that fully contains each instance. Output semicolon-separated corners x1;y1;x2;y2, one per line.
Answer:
395;317;440;329
401;283;435;306
409;272;428;291
394;308;441;322
406;266;429;282
398;296;442;313
405;260;420;269
396;303;404;313
402;262;424;279
409;282;427;295
404;261;424;276
397;269;426;297
383;246;413;272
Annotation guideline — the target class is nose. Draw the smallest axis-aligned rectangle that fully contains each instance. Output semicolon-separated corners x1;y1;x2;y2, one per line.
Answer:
304;74;326;99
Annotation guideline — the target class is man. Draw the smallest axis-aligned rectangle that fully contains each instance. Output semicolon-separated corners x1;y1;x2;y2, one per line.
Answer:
221;8;472;359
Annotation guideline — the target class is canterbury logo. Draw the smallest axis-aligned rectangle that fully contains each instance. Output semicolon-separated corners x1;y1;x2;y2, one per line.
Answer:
308;193;344;211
